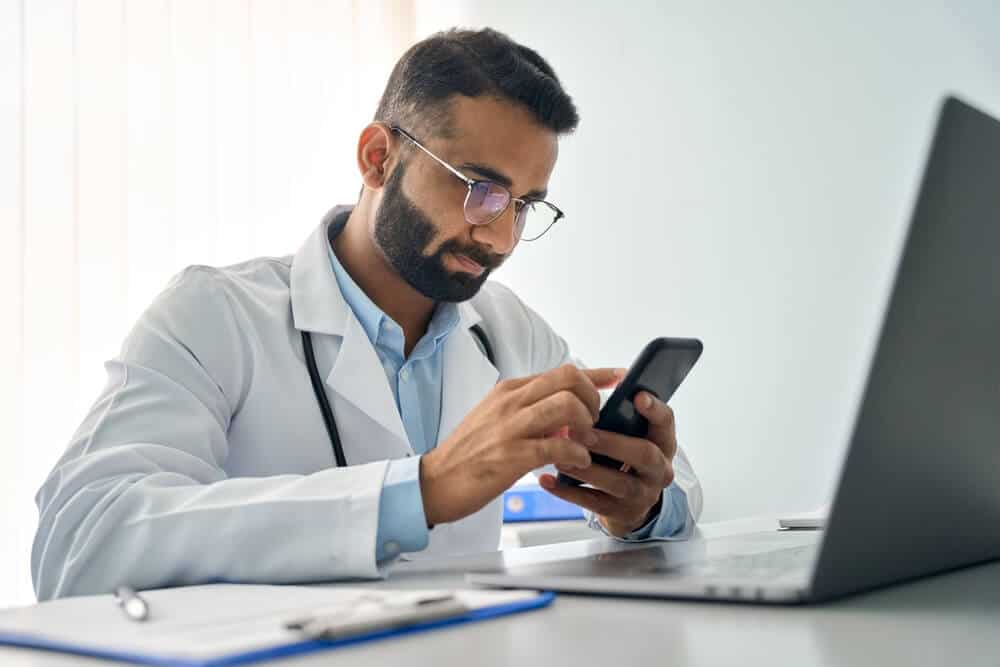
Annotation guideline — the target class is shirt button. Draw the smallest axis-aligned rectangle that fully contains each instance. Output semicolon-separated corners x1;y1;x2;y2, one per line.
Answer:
384;541;400;556
400;367;410;381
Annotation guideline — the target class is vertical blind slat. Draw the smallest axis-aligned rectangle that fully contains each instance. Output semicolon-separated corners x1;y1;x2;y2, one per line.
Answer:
77;0;128;414
0;0;27;607
21;0;79;604
125;0;176;324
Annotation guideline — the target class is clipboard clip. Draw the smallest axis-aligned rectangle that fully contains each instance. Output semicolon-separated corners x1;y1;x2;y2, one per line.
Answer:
283;592;468;641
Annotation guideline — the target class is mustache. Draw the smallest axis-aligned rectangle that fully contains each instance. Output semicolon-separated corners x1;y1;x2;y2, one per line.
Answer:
440;241;506;270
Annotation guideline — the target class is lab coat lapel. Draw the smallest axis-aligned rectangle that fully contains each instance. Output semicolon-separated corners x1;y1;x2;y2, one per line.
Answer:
326;313;411;458
438;303;500;445
290;208;411;459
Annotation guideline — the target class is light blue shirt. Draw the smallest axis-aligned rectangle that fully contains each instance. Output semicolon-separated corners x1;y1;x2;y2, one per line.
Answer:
327;238;689;563
328;241;459;562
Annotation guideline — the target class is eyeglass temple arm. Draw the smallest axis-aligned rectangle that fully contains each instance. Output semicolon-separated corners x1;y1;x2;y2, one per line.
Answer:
391;126;474;187
391;125;564;223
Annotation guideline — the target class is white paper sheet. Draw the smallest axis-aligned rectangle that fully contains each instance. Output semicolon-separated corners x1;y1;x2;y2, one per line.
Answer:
0;584;544;662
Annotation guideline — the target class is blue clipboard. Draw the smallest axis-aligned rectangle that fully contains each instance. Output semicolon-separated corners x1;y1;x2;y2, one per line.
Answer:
0;589;555;667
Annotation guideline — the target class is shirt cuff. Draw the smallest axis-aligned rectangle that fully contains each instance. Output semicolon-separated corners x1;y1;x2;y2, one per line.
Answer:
588;483;691;541
375;455;430;563
631;483;691;539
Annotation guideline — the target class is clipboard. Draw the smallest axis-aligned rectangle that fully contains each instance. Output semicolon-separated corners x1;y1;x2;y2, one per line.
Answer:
0;584;554;667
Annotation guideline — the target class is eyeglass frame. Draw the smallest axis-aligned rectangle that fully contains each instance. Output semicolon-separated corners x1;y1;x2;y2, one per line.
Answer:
389;125;565;242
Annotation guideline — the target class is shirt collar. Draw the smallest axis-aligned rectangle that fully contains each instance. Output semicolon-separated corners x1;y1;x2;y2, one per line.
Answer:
325;210;462;353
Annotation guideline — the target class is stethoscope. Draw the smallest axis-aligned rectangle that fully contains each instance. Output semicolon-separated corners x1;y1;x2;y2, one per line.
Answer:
301;326;495;467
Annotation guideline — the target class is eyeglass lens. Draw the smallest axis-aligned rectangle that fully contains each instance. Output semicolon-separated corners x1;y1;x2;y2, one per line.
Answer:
464;182;557;241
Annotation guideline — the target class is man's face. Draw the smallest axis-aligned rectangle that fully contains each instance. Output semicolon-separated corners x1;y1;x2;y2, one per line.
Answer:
372;95;559;303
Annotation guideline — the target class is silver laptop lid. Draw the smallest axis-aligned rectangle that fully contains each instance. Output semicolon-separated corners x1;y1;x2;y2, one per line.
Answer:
810;96;1000;600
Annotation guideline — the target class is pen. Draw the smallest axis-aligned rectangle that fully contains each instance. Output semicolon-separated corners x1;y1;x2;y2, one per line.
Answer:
286;595;467;641
114;586;150;622
283;592;462;637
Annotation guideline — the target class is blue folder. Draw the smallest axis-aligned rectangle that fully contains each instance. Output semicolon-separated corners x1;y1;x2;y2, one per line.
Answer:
0;587;555;667
503;486;584;522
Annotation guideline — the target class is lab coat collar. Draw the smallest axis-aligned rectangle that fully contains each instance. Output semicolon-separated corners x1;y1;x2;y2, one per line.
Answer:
290;206;484;336
290;206;353;336
289;206;495;453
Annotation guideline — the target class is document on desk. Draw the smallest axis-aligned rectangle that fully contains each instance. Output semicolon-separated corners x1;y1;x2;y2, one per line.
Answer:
0;584;553;667
777;505;829;530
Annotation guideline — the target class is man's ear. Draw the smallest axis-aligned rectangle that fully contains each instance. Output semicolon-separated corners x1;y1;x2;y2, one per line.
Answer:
356;123;395;190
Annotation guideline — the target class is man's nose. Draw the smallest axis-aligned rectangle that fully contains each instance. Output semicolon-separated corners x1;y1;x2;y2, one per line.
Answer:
472;204;519;256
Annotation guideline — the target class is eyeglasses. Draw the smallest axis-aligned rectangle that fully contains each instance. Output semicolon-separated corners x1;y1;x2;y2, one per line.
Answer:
390;126;564;242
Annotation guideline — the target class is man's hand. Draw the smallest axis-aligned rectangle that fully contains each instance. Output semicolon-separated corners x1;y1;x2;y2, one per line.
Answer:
419;364;625;527
538;391;677;537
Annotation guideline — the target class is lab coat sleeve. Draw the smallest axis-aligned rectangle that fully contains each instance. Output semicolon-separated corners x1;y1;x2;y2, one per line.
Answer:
31;267;388;601
503;285;704;538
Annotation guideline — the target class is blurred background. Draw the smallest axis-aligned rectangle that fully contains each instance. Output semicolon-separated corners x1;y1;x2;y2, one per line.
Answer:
2;0;998;607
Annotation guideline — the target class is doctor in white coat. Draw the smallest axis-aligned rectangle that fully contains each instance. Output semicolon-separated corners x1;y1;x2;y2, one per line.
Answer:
32;27;702;601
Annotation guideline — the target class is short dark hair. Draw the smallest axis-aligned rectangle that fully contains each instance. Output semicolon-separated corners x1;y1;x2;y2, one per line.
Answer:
373;28;579;138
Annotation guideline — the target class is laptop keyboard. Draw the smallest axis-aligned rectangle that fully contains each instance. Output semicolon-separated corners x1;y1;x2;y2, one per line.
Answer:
643;544;817;580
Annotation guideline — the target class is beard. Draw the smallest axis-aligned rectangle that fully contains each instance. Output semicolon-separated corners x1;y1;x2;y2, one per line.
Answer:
373;160;504;302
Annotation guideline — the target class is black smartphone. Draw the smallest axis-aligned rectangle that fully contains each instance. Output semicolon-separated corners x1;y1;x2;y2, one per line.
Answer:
557;337;703;487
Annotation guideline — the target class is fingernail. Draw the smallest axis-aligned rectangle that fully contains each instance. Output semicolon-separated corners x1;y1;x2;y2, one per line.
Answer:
614;368;627;378
639;393;652;409
586;430;599;446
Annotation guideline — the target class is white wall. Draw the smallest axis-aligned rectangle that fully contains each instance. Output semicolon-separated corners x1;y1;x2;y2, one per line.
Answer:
414;1;1000;521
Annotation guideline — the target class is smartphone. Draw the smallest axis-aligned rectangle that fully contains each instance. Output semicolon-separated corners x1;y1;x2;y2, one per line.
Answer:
557;337;703;487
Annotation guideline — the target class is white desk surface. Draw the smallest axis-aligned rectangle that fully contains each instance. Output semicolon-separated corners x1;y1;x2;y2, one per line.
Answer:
3;516;999;667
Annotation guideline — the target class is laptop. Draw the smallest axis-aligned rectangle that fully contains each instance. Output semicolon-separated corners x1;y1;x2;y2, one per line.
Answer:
468;96;1000;604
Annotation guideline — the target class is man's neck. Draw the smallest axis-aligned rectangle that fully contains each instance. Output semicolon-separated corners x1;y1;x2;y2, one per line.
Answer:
332;204;436;356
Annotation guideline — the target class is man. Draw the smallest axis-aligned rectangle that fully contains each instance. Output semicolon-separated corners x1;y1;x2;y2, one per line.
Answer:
32;28;702;601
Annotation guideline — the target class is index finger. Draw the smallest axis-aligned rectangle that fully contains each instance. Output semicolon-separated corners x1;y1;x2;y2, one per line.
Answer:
587;367;627;389
516;365;625;422
501;366;625;393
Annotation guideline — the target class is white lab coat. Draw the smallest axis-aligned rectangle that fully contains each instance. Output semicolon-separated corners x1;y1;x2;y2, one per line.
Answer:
32;213;703;601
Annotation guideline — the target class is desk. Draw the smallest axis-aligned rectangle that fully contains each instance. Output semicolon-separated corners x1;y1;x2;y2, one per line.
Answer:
3;517;999;667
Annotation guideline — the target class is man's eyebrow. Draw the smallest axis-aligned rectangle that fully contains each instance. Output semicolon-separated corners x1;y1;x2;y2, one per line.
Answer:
459;162;548;200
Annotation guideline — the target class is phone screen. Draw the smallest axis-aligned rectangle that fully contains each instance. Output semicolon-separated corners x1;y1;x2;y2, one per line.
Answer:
604;338;702;434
